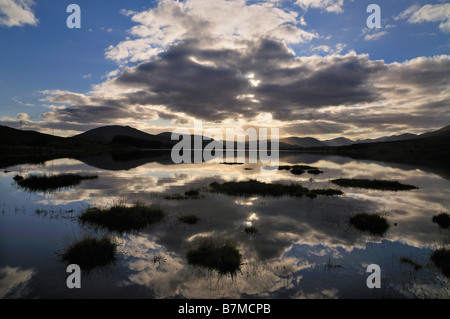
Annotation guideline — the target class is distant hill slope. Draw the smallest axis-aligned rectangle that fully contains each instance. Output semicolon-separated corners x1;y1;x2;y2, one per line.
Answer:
280;137;327;148
73;125;212;148
417;125;450;139
0;125;123;168
73;125;168;143
335;134;450;169
323;137;354;147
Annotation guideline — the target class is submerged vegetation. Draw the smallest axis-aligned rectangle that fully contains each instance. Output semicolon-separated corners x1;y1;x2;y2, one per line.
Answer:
309;189;344;196
178;214;201;225
244;225;259;235
349;212;390;235
331;178;418;191
264;164;325;176
432;213;450;229
210;179;343;199
185;190;200;197
430;248;450;277
60;235;117;270
15;173;98;192
399;257;423;271
307;169;324;175
79;202;165;233
186;238;242;277
210;180;309;197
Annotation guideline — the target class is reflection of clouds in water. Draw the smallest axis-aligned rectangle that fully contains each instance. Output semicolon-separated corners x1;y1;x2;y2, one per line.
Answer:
294;288;339;299
0;266;34;298
116;233;314;298
2;154;450;298
394;275;450;299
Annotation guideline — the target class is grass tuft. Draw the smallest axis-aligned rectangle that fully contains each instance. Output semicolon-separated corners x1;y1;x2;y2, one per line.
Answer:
399;257;423;270
79;203;165;233
13;175;24;182
185;190;200;197
331;178;417;191
15;173;98;192
60;235;117;270
178;214;200;225
210;179;309;197
432;213;450;229
290;169;305;175
349;212;390;235
430;248;450;278
186;238;242;277
309;189;344;196
244;225;259;235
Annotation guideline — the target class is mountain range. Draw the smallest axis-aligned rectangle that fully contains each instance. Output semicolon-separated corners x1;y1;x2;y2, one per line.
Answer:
1;124;449;171
72;124;450;149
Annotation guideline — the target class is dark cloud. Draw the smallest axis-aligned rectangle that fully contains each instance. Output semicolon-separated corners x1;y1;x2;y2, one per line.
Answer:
112;38;391;122
37;37;449;137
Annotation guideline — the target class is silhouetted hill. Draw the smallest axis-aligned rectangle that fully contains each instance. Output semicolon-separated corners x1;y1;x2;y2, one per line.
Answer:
0;125;127;168
417;125;450;139
335;134;450;169
74;125;212;149
73;125;170;144
280;137;326;148
323;137;353;147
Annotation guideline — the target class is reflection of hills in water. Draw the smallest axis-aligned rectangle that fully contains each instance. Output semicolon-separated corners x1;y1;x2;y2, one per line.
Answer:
79;151;174;171
77;150;450;182
1;150;450;298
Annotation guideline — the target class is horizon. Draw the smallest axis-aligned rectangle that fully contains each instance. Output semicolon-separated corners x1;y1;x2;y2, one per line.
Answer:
1;1;449;140
2;122;447;143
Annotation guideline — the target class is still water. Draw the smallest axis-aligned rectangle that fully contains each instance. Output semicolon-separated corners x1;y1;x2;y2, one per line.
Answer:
0;152;449;298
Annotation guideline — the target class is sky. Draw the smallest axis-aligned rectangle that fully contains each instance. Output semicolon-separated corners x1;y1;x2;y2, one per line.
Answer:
0;0;449;140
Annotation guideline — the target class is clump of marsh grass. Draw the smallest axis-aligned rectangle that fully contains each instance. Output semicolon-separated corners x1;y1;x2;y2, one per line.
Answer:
307;169;324;175
186;237;242;277
184;190;200;197
331;178;417;191
13;175;24;182
79;202;165;233
399;257;423;270
210;179;309;197
432;213;450;229
60;234;117;270
290;168;306;175
348;212;390;236
430;248;450;278
178;214;200;225
163;194;188;200
324;258;343;271
309;189;344;196
244;225;259;235
15;173;98;192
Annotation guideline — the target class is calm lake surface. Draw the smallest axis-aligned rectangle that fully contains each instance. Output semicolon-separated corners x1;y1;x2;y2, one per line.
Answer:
1;152;449;299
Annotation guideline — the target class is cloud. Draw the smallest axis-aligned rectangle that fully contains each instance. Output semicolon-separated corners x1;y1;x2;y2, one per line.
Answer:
310;43;347;54
364;30;388;41
6;1;448;139
295;0;344;13
106;0;317;64
13;97;34;106
0;0;38;27
0;266;34;298
397;3;450;34
37;40;450;137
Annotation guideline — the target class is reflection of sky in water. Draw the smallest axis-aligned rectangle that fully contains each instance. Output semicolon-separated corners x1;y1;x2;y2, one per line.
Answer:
0;153;449;298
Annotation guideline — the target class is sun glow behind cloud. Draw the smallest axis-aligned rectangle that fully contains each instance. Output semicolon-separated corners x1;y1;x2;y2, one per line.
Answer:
1;0;449;140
